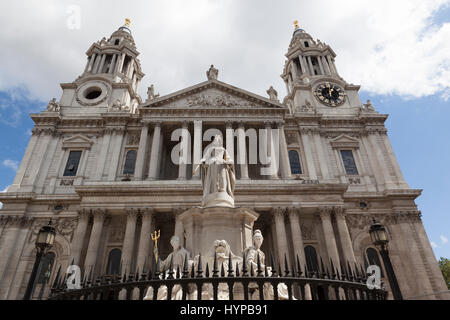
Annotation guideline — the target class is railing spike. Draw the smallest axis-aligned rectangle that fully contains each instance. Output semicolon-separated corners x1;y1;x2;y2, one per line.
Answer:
270;255;278;277
242;252;248;277
264;265;269;277
190;261;195;278
347;261;354;281
213;252;219;277
284;254;290;277
330;258;336;279
70;258;75;266
304;263;308;279
250;262;254;277
320;257;326;278
135;268;140;282
87;265;93;286
176;265;181;279
167;255;175;279
360;264;367;281
296;255;303;277
326;265;331;279
257;252;263;277
182;254;189;278
228;252;234;277
236;262;240;277
122;268;127;283
205;263;210;278
278;259;283;278
196;254;203;278
221;262;225;277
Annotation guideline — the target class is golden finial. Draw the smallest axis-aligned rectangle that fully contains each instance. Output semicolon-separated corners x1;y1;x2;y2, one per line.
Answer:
293;20;299;30
125;18;131;27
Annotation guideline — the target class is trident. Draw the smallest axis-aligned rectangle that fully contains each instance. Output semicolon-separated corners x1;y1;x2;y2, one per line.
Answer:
151;230;161;263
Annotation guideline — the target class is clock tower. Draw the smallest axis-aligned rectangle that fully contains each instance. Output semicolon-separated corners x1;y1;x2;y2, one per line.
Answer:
281;22;363;115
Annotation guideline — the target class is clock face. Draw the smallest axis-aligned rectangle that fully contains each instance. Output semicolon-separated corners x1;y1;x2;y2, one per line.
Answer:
314;82;345;107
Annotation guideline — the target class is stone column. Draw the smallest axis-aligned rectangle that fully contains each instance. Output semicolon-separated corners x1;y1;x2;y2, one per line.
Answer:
302;56;310;75
307;56;315;75
84;56;91;73
92;54;101;74
327;55;337;75
299;128;317;179
148;122;162;180
108;128;125;181
318;57;325;75
95;129;113;180
97;54;106;74
321;56;331;75
84;209;107;273
192;120;202;179
109;54;117;74
319;207;341;272
71;209;91;266
88;53;96;73
236;122;249;179
287;207;306;264
178;121;189;180
135;122;150;180
122;209;139;274
262;121;278;179
334;207;356;264
299;56;307;75
0;217;33;299
225;122;234;163
290;60;298;80
115;53;126;73
367;130;395;189
136;209;154;273
277;122;291;179
273;208;290;266
380;132;409;188
312;132;330;179
27;131;53;187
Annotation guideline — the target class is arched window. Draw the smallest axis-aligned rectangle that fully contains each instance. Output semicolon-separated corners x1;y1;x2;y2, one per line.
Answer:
304;245;319;273
366;247;384;277
37;252;55;284
304;41;309;47
123;150;137;175
288;150;302;174
106;249;122;275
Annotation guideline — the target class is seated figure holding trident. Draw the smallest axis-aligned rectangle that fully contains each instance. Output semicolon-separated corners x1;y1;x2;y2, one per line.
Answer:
193;135;235;208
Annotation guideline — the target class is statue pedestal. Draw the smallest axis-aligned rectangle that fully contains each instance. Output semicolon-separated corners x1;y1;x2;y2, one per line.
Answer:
178;207;259;257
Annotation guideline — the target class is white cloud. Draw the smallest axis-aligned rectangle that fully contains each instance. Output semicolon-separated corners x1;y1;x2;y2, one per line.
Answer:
0;0;448;102
2;159;19;172
440;235;448;245
431;241;439;248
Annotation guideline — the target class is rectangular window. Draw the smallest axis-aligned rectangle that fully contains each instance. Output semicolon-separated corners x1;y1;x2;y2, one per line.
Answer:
340;150;359;175
63;151;82;177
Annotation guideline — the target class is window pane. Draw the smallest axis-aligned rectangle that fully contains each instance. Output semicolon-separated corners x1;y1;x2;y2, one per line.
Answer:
63;151;82;176
37;252;55;284
288;150;302;174
340;150;358;175
123;150;137;175
366;248;384;277
304;246;319;272
106;249;122;275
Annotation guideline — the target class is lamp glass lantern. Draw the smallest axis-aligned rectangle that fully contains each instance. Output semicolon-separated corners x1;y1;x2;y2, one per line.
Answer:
369;219;389;247
35;222;56;252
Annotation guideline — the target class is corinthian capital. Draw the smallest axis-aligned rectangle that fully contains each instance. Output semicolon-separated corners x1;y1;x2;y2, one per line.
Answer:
125;208;139;219
92;209;107;221
141;208;154;220
333;206;346;220
318;206;333;219
272;207;286;218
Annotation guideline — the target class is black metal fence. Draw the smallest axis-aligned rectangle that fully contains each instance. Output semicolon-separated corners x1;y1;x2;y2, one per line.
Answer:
48;254;387;300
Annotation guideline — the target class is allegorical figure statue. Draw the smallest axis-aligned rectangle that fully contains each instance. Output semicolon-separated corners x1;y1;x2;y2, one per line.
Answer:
243;230;292;300
192;240;243;300
194;135;235;208
206;64;219;80
143;235;192;300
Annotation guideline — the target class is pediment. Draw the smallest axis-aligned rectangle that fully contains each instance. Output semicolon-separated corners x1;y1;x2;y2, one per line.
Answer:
141;80;283;110
62;134;94;149
330;134;359;149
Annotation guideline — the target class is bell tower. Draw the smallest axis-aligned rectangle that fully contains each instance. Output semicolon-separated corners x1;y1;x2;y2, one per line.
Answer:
58;19;145;115
281;21;363;115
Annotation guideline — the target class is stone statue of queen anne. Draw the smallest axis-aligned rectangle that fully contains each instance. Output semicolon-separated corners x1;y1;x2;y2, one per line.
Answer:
194;135;235;208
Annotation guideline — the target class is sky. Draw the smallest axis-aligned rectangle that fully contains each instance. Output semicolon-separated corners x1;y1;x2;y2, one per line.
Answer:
0;0;449;259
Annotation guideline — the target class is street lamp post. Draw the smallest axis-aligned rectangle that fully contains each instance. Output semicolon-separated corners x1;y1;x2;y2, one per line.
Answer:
369;219;403;300
23;220;56;300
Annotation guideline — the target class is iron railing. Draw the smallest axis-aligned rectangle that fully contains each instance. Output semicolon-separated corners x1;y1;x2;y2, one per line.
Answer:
48;254;387;300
